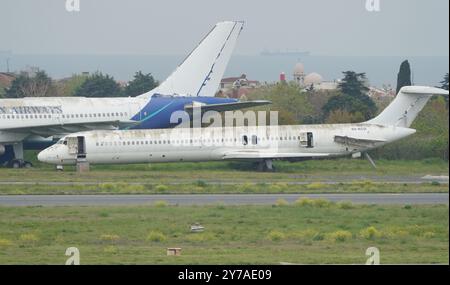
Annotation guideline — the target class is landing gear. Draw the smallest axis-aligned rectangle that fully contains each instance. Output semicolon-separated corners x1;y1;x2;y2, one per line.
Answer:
3;142;33;169
256;159;275;172
7;159;33;169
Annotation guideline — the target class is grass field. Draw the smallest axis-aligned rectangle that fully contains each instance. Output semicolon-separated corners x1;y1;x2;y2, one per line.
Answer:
0;157;448;194
0;181;447;195
0;202;448;264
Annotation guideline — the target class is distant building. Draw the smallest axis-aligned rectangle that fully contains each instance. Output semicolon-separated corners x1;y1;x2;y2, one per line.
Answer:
220;74;260;89
293;62;338;91
0;72;15;89
368;86;396;99
293;63;305;86
219;74;260;99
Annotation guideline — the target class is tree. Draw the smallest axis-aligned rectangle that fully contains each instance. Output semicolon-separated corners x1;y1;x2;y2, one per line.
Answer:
325;109;365;124
247;82;315;125
440;73;449;90
322;71;377;121
396;60;412;94
124;71;158;97
56;74;88;97
74;72;122;98
439;73;449;107
5;70;55;98
337;71;370;98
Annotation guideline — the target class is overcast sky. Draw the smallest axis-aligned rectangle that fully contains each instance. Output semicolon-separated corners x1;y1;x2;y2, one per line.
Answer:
1;0;448;56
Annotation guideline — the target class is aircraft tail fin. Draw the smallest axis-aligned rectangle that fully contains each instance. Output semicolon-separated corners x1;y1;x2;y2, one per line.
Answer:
367;86;449;127
140;21;244;98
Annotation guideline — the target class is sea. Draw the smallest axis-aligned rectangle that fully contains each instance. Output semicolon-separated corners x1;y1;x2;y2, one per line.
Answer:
0;53;448;88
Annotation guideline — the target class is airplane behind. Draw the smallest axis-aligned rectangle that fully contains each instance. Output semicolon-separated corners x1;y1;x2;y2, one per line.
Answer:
0;21;270;168
38;86;449;171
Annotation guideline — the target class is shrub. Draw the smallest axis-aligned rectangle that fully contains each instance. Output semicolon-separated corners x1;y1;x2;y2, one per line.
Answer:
119;184;145;193
360;226;381;240
154;200;168;207
99;234;120;243
306;183;326;190
337;201;354;210
312;199;332;208
147;231;167;242
195;180;207;188
100;183;116;191
294;198;332;208
312;232;325;241
238;183;256;193
294;198;315;207
329;230;352;242
267;230;286;242
268;184;283;193
275;199;289;207
154;184;169;193
0;238;12;247
19;233;39;243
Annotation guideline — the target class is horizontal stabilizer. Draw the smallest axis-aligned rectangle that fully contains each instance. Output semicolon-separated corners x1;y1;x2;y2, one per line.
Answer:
184;100;271;114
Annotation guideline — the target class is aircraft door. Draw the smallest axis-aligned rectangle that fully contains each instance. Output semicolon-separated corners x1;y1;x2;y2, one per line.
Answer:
77;136;86;158
66;136;86;158
67;137;78;155
299;132;314;148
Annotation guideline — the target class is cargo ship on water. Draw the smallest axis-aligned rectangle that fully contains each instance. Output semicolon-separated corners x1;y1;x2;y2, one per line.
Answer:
260;49;310;57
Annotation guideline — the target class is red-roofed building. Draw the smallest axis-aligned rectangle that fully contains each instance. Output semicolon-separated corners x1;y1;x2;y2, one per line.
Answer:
219;74;260;99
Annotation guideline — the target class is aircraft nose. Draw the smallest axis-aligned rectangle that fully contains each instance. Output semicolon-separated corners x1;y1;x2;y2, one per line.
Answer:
37;150;48;163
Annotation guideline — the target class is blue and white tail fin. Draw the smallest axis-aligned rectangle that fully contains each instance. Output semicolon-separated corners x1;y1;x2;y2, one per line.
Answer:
140;21;244;98
367;86;449;127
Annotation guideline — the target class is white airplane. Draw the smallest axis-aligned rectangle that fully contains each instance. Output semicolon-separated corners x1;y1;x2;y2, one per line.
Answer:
0;21;269;168
38;86;449;171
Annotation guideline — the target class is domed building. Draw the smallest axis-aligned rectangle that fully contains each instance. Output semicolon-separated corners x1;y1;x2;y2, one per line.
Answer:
292;62;338;91
304;72;323;86
293;63;305;86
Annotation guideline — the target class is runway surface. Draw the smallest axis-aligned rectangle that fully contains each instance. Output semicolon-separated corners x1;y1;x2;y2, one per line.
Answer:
0;193;447;206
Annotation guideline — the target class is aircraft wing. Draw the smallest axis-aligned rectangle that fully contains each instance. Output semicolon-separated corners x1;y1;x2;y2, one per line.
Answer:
222;150;330;160
1;120;138;138
184;100;271;114
334;135;386;147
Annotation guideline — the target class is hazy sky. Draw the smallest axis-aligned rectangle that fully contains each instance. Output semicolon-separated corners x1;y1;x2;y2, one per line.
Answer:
1;0;448;56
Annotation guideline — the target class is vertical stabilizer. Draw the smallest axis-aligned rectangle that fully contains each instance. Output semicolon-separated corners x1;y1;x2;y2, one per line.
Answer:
140;21;244;98
367;86;449;127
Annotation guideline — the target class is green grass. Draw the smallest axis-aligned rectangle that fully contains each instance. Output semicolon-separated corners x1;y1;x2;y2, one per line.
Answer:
1;156;449;184
0;182;447;195
0;204;447;264
1;157;447;194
